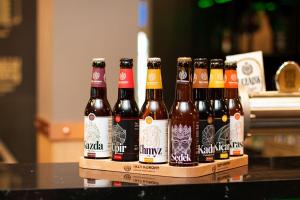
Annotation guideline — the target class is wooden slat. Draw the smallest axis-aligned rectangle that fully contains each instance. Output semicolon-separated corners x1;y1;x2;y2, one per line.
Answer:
79;155;248;178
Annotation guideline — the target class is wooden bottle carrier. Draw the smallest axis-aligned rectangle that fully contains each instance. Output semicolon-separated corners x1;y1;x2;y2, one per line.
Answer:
79;155;248;178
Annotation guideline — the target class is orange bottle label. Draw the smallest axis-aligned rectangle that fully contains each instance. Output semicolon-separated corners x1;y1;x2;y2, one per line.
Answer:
224;70;238;88
208;69;224;88
146;69;163;89
193;68;208;88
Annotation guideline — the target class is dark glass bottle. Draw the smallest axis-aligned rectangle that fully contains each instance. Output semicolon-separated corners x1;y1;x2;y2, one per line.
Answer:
112;58;139;161
170;57;199;167
208;59;230;160
139;57;169;164
84;58;112;159
193;58;215;163
224;61;244;156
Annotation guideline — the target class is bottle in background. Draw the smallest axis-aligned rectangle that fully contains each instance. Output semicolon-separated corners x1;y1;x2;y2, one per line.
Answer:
170;57;199;167
224;61;244;156
208;59;230;160
112;58;139;161
84;58;112;159
139;57;169;164
193;58;215;163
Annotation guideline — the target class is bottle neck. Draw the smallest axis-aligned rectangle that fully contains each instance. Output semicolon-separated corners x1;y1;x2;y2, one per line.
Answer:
225;88;239;99
193;88;208;101
211;88;224;100
90;66;107;99
224;69;239;99
145;65;163;101
193;67;209;101
90;87;107;99
175;65;193;101
118;88;135;100
145;89;163;101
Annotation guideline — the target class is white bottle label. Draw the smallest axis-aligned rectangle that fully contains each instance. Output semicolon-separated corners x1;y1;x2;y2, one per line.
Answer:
84;114;112;158
139;117;168;163
230;113;244;155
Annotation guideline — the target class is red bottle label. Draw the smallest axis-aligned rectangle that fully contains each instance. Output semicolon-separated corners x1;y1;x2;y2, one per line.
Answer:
91;67;106;87
118;69;134;88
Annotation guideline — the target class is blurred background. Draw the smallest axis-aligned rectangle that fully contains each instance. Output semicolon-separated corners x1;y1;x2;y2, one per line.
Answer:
0;0;300;163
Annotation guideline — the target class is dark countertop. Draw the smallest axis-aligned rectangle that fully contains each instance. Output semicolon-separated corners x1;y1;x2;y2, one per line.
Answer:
1;156;300;200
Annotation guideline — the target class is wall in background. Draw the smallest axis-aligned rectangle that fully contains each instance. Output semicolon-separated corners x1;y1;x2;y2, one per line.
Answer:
37;0;138;162
0;0;36;162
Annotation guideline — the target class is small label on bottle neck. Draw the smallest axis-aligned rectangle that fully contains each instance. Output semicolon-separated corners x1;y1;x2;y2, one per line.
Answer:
177;67;190;83
146;69;162;89
193;68;208;88
91;67;106;87
225;70;238;88
118;69;134;88
209;69;224;88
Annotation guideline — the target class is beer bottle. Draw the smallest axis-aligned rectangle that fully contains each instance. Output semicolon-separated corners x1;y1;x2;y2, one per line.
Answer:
84;58;112;159
224;61;244;156
139;58;169;164
112;58;139;161
208;59;230;159
193;58;215;163
170;57;199;166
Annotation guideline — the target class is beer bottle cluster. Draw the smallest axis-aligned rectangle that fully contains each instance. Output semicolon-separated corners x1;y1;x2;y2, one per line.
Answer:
83;57;244;167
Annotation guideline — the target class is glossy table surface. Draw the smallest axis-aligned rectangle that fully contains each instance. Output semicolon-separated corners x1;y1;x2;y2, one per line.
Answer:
0;156;300;199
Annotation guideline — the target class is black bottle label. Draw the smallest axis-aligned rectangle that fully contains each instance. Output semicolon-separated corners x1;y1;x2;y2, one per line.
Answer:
199;118;215;162
214;116;230;159
112;116;139;161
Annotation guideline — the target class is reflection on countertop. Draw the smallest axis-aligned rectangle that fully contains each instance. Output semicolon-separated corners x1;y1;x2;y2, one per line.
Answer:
0;156;300;199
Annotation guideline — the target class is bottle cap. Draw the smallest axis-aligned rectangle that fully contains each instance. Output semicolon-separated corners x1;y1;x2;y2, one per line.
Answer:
177;57;192;63
210;59;224;68
92;58;105;67
147;57;161;63
194;58;208;67
120;58;133;67
224;61;237;69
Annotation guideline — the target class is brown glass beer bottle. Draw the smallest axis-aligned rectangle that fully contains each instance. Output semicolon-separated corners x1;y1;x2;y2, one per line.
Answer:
193;58;215;163
84;58;112;159
112;58;139;161
208;59;230;160
224;61;244;156
139;58;169;164
170;57;199;166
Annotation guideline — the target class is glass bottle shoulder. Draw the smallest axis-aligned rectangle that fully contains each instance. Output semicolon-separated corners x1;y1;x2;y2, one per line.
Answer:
170;100;198;119
113;98;139;117
85;98;112;116
140;100;169;119
213;99;229;116
228;98;244;115
195;100;213;117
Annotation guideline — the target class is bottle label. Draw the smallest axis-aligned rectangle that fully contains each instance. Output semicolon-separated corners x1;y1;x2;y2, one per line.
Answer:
170;124;192;164
84;114;112;158
214;116;230;159
112;116;139;160
199;118;215;161
139;117;168;163
225;69;238;88
230;113;244;155
146;69;163;89
118;69;134;88
91;67;106;87
177;67;189;83
209;69;224;88
193;68;208;88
